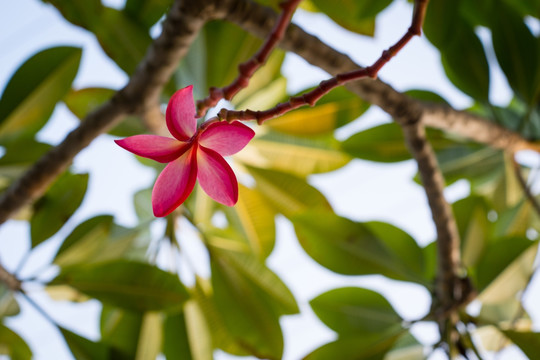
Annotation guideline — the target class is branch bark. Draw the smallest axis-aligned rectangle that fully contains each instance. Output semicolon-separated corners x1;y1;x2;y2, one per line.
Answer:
0;0;210;225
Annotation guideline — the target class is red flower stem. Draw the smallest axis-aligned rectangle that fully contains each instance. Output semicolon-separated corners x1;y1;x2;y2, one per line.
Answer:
219;0;429;125
196;0;302;118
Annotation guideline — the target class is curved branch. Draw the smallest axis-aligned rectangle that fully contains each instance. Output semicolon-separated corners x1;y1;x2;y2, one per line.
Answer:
0;0;210;225
214;0;540;153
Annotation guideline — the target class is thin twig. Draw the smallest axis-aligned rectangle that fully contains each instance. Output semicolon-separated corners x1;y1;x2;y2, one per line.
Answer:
511;155;540;217
217;0;429;124
196;0;302;117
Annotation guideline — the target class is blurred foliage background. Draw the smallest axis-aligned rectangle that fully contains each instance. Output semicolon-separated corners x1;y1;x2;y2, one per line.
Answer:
1;0;540;359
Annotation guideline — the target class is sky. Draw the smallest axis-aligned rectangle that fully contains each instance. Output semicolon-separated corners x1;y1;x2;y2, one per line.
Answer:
0;0;539;359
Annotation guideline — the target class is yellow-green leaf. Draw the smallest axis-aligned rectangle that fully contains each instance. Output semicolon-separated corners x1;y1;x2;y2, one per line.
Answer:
0;46;81;140
237;130;350;176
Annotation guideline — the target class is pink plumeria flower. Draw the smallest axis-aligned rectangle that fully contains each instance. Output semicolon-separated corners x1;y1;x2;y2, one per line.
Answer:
115;85;255;217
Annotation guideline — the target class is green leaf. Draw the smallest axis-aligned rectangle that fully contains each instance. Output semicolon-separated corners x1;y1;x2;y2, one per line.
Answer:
474;325;509;352
423;0;459;49
459;0;493;27
0;284;20;317
0;139;51;191
293;211;428;284
366;221;426;282
64;88;146;137
133;188;153;222
210;252;284;359
31;172;89;247
304;328;404;360
42;0;103;29
405;89;450;104
310;287;402;335
54;215;114;264
453;196;491;268
436;144;503;188
204;21;263;88
247;167;332;218
493;200;538;238
174;31;207;97
384;332;425;360
191;278;250;357
124;0;173;29
50;260;189;312
478;298;526;326
309;0;392;35
54;217;142;267
135;312;163;360
183;299;213;360
476;238;538;303
266;87;369;136
0;46;82;140
60;327;110;360
208;245;298;315
342;123;455;163
163;312;193;360
424;1;490;101
0;324;32;360
502;330;540;358
502;0;540;18
100;305;142;359
421;241;437;284
238;130;350;176
94;8;152;74
232;51;286;109
223;184;276;259
342;123;410;163
490;4;540;105
440;24;490;101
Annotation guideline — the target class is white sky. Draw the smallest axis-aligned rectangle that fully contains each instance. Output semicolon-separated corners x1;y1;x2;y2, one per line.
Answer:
0;0;538;359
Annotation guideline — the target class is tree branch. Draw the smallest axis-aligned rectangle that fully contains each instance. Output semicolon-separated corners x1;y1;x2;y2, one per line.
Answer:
400;120;467;355
0;0;211;226
213;0;540;153
218;0;429;124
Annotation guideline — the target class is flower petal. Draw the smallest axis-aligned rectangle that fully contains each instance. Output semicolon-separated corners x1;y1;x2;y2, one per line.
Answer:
198;121;255;156
197;145;238;206
166;85;197;141
114;135;188;163
152;147;197;217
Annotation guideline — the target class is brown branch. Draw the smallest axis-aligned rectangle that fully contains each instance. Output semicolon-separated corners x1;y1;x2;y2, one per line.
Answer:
0;0;211;226
0;262;21;292
212;0;540;153
196;0;302;118
218;0;429;124
400;120;468;356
